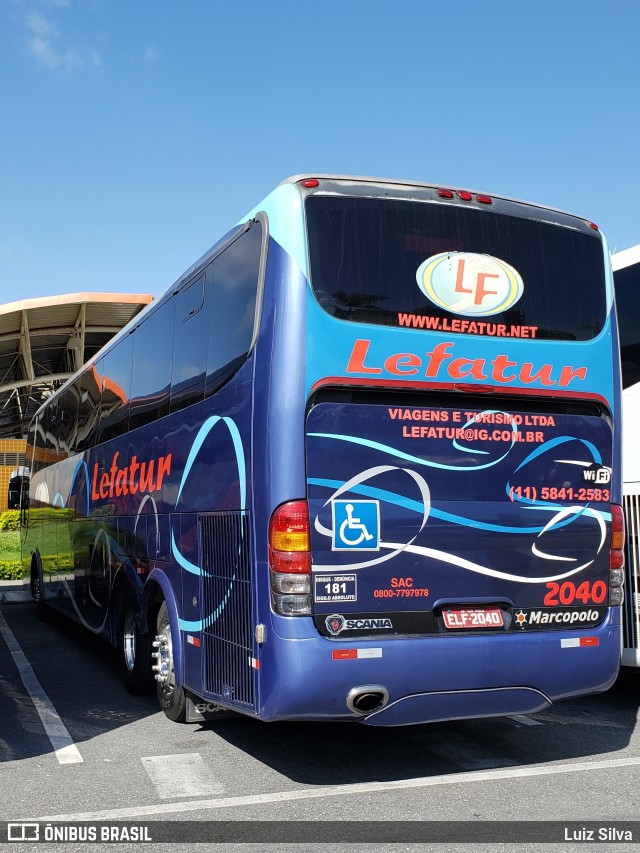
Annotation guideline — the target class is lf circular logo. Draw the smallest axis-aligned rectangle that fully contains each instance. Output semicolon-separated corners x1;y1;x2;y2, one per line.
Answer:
416;251;524;317
325;614;346;636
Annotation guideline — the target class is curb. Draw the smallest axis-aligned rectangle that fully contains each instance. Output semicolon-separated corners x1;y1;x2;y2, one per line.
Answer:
0;585;31;605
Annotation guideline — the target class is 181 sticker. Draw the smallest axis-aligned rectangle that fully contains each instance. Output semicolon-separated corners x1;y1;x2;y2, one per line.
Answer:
314;574;357;603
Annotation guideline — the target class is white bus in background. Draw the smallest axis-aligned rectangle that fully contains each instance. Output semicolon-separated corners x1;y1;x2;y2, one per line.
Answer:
613;244;640;666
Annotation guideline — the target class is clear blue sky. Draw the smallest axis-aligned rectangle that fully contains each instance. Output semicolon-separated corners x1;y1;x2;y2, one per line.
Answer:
1;0;639;301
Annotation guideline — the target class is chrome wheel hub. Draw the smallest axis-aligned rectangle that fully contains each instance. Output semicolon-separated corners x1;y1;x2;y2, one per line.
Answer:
123;610;136;671
152;632;172;686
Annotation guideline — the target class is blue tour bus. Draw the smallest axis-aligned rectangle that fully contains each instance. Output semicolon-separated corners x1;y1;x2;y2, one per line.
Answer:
23;176;624;725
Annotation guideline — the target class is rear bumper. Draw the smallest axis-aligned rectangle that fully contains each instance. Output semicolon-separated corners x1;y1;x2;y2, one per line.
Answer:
258;608;622;724
361;686;551;727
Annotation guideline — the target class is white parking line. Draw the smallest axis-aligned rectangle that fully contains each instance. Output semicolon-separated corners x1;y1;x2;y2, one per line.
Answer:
33;755;640;822
141;753;225;798
0;610;83;765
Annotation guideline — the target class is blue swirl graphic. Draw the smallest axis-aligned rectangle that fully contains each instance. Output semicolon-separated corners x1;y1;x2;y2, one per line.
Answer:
308;430;610;544
505;436;603;516
308;430;515;471
173;416;246;632
308;477;586;534
68;459;90;515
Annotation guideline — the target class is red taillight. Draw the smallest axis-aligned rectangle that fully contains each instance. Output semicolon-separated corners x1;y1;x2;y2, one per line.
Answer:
610;550;624;571
476;194;492;204
269;501;312;616
457;190;472;201
269;548;311;574
300;179;319;188
610;504;625;552
269;500;310;555
437;188;454;198
588;221;599;231
609;504;625;605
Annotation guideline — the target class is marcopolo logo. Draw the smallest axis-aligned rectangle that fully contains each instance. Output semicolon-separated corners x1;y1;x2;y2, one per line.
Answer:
513;608;603;630
528;609;600;626
416;252;524;317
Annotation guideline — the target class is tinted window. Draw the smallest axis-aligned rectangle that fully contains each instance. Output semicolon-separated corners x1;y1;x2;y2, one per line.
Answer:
171;273;208;412
98;335;134;443
306;197;606;341
75;367;102;452
39;400;63;464
613;261;640;389
57;386;79;457
205;222;262;395
30;417;48;475
130;301;175;429
26;418;38;475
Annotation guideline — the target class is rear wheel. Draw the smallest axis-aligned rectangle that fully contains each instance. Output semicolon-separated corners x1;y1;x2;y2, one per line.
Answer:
116;591;154;694
30;556;50;622
153;601;186;722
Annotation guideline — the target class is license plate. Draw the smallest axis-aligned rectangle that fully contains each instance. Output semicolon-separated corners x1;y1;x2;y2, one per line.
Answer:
442;607;504;629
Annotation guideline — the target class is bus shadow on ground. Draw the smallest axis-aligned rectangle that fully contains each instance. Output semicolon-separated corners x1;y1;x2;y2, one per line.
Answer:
0;603;158;764
205;672;639;787
2;600;637;779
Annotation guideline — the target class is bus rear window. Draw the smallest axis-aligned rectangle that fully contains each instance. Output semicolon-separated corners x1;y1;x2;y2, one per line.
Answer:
306;196;606;341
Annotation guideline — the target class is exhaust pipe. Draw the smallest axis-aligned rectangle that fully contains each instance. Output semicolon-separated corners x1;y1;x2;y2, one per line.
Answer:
346;685;389;715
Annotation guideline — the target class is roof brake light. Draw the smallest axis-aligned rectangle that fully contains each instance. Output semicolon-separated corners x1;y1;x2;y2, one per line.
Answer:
300;179;320;188
457;190;473;201
476;194;492;204
455;384;496;394
437;188;454;198
588;221;599;231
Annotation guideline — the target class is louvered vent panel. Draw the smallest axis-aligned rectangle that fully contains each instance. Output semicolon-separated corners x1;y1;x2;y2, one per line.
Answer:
199;512;256;710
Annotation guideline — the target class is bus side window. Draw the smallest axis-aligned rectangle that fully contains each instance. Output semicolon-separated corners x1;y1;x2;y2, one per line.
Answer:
58;385;79;458
25;418;37;479
31;419;47;478
205;221;262;396
98;336;134;444
42;400;60;465
75;367;101;453
130;300;175;430
170;273;208;413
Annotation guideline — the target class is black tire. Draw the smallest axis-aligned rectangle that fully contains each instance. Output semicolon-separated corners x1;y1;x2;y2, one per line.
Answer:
116;591;154;694
155;601;187;722
31;557;50;622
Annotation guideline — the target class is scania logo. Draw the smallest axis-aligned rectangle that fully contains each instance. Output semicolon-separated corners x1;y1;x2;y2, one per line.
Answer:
416;251;524;317
325;615;394;635
326;614;346;636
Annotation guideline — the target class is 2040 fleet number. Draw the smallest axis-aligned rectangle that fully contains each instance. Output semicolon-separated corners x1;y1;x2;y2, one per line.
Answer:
544;580;608;606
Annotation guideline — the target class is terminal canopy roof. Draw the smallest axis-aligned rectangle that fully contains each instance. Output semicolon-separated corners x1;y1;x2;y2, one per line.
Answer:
0;292;152;439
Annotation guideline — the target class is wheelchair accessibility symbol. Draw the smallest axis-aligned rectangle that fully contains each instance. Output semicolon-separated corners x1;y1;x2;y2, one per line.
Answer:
332;500;380;551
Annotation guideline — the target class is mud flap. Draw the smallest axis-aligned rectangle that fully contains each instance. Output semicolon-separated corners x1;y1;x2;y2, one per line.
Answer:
185;693;239;723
